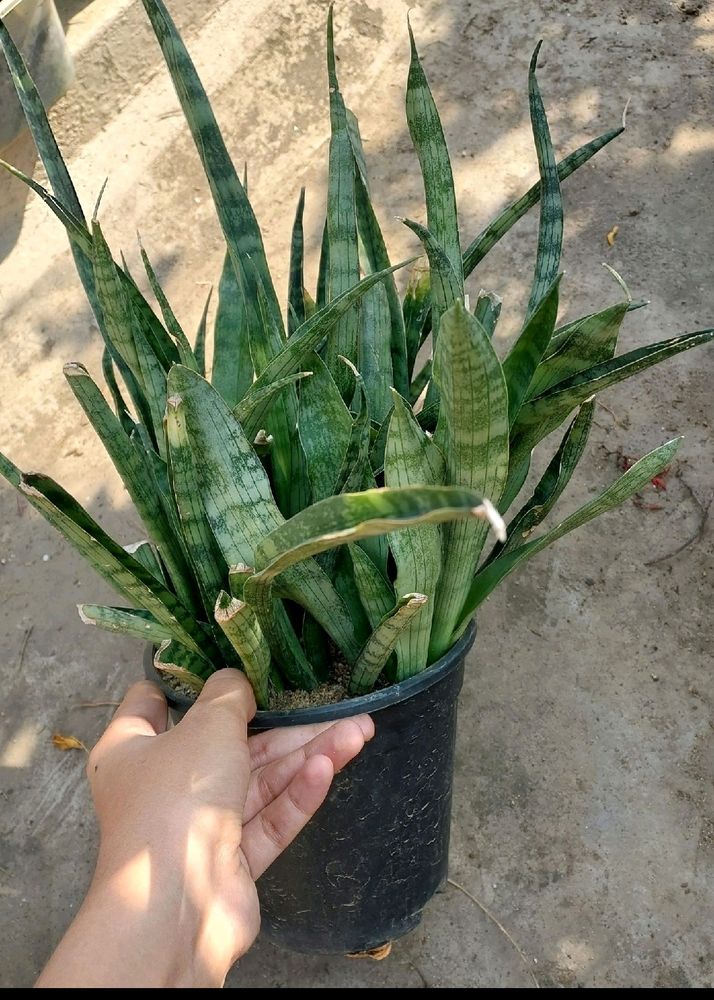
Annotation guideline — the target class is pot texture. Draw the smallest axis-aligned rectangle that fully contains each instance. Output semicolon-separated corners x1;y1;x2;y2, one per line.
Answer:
144;622;475;954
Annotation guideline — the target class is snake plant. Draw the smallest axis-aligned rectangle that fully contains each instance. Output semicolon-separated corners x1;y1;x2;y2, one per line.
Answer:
0;2;711;707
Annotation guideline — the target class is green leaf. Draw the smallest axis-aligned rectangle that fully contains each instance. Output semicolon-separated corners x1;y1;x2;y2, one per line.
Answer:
402;262;431;377
241;258;414;429
409;358;432;405
251;484;503;584
140;0;283;336
91;221;142;382
0;450;21;488
334;360;371;496
234;371;313;444
288;187;307;335
462;124;624;278
405;18;462;284
348;594;428;695
212;252;253;407
492;400;594;562
194;287;211;377
509;328;714;482
502;273;561;425
316;218;330;310
124;539;166;583
214;591;270;707
139;242;197;369
101;347;135;435
165;394;227;616
430;301;509;658
526;42;563;318
384;391;444;676
401;217;463;341
12;471;209;657
473;289;502;338
78;604;176;645
154;639;212;685
64;362;195;607
348;543;395;630
324;8;360;395
298;352;351;502
527;300;628;398
167;365;360;664
456;438;681;633
347;108;409;398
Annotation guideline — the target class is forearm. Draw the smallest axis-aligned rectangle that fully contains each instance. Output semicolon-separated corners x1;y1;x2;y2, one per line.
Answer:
35;860;230;989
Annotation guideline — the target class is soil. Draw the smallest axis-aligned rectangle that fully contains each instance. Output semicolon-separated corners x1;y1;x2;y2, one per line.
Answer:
0;0;712;989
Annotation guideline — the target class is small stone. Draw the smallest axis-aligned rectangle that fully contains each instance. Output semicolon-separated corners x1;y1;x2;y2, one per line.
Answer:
651;673;659;682
42;554;50;562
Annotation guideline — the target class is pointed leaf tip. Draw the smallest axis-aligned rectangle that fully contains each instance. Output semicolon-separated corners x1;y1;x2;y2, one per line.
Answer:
530;40;544;71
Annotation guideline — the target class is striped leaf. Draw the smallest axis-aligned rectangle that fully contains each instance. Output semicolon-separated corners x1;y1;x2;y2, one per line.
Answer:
234;371;313;444
455;438;681;634
402;217;463;341
101;347;134;435
491;400;594;562
194;287;211;377
154;639;212;683
527;300;628;398
409;358;432;405
167;365;360;664
64;362;195;607
78;604;176;645
430;301;509;658
11;471;209;657
214;591;270;707
212;252;253;407
347;108;409;398
348;544;395;630
124;539;166;583
298;352;351;502
139;243;197;369
406;19;462;283
526;42;563;318
508;328;714;484
384;391;444;676
473;289;502;338
402;261;431;377
316;219;330;310
288;187;307;335
348;594;428;696
462;124;624;278
165;394;227;616
502;273;561;425
141;0;283;337
324;8;360;395
240;258;414;429
251;484;503;584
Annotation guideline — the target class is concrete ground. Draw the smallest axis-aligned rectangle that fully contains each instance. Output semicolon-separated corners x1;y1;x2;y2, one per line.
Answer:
0;0;712;988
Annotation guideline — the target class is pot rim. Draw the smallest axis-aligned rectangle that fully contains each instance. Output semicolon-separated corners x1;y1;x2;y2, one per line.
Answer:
145;620;476;727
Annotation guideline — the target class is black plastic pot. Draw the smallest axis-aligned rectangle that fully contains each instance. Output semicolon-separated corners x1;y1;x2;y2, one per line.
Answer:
144;622;475;955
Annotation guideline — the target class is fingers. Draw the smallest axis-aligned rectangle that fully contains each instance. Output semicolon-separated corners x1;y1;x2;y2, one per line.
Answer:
190;668;257;728
89;681;168;767
248;713;374;770
244;717;372;823
241;754;335;880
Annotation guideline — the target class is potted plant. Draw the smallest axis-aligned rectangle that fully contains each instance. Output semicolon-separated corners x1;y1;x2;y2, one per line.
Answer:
0;0;711;957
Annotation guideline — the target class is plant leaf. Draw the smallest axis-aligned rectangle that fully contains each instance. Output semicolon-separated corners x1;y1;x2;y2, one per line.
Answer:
298;352;351;502
462;124;624;278
348;594;428;696
526;42;563;317
154;639;211;685
251;484;504;584
430;301;509;658
401;217;463;341
405;18;462;284
78;604;176;645
409;357;432;405
288;187;307;335
502;273;561;425
324;8;360;395
455;438;681;634
473;289;502;338
234;371;313;443
384;390;444;676
348;543;395;630
214;591;270;707
212;252;253;407
140;0;283;337
402;261;431;377
194;287;211;377
527;300;628;398
140;242;198;370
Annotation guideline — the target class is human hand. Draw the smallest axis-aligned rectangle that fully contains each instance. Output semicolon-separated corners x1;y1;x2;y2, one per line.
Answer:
36;670;373;988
